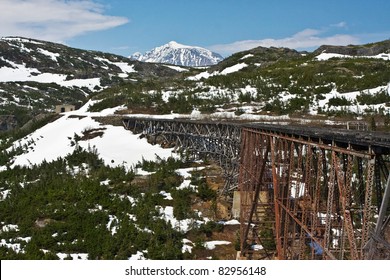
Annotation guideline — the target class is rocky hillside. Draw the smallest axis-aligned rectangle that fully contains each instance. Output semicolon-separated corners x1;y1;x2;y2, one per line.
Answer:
88;40;390;126
0;37;180;128
313;39;390;56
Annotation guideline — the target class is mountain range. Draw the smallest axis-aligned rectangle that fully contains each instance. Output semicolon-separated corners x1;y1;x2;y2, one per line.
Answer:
1;36;390;131
130;41;223;67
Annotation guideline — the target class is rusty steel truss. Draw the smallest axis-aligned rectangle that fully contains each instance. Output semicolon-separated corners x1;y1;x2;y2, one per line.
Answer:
239;124;390;260
123;117;390;260
123;117;241;192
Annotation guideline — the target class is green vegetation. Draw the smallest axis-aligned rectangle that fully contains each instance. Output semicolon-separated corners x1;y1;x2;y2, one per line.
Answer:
3;38;389;125
328;96;351;107
0;82;88;126
84;48;390;119
0;148;229;260
357;89;390;105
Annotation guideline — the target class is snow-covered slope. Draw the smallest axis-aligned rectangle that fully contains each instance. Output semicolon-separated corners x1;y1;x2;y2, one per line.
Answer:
0;37;137;86
130;41;223;67
4;101;175;170
315;52;390;61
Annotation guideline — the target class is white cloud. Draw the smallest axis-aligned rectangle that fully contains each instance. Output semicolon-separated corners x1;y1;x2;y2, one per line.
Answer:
331;22;348;28
111;46;130;51
209;27;361;56
0;0;129;42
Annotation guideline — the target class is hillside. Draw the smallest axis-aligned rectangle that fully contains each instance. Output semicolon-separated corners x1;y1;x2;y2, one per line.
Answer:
313;39;390;56
0;37;181;128
91;40;390;125
2;38;390;129
0;102;238;260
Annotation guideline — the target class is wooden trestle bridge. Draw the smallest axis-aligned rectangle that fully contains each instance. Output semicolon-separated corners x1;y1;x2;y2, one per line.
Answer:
123;117;390;260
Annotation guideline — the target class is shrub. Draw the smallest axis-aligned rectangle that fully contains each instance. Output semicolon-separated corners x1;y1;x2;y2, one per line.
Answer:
328;96;351;106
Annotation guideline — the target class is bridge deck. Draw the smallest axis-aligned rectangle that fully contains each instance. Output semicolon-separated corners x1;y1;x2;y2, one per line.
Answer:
123;117;390;153
245;122;390;152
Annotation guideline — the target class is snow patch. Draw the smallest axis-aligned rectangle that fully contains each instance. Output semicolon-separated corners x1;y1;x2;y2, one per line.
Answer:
159;191;173;200
220;63;248;75
164;65;189;72
112;62;137;74
0;189;11;201
240;54;254;60
182;239;194;253
0;239;24;253
37;48;60;62
1;224;19;232
316;52;390;61
220;219;240;226
251;244;264;251
186;71;212;81
129;251;147;260
107;215;119;235
204;240;231;250
186;63;248;80
158;206;194;233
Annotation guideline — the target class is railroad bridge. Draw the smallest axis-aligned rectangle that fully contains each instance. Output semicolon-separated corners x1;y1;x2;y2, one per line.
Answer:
123;117;390;260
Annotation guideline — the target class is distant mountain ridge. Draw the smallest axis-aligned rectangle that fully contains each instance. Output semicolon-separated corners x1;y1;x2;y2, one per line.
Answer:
313;39;390;56
2;36;390;131
130;41;223;67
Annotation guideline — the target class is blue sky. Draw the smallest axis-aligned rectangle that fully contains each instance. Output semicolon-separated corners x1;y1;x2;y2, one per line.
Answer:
1;0;390;57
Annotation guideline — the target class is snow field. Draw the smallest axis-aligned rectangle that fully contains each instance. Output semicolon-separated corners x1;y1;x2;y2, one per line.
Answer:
0;55;137;91
7;104;175;170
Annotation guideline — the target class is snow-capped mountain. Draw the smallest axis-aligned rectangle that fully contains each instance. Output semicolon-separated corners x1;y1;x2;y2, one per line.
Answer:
130;41;223;67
